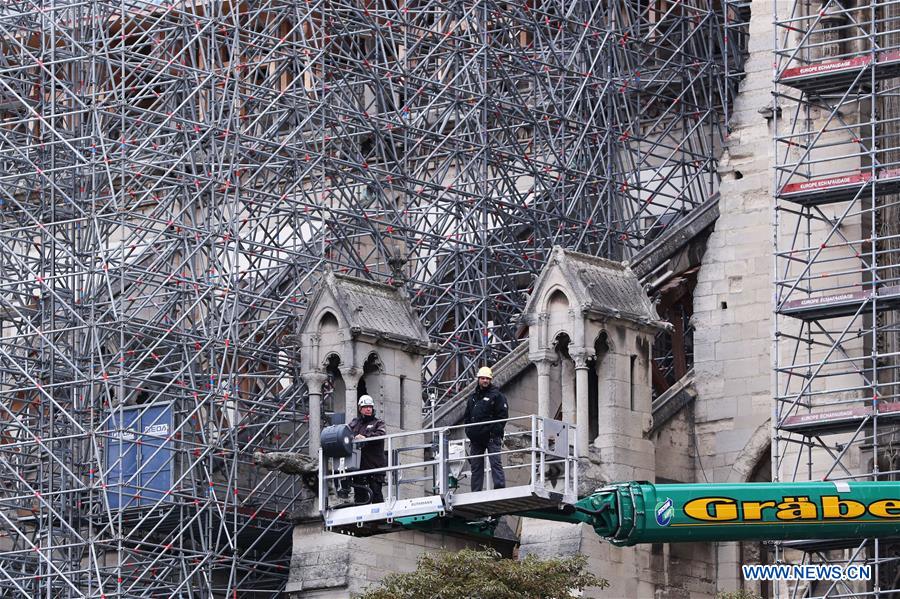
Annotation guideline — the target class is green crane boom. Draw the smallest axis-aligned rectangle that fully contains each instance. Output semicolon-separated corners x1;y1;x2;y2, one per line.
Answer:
319;422;900;544
400;481;900;545
555;481;900;545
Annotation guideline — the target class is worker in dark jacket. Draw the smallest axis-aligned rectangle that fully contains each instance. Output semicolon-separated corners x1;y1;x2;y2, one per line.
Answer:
463;366;508;491
343;395;386;503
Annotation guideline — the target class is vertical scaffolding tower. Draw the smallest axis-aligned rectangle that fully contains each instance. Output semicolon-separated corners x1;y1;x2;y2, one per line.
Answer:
0;0;745;596
775;1;900;595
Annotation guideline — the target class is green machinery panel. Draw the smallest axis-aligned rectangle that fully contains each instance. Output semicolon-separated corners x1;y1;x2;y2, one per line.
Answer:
580;481;900;546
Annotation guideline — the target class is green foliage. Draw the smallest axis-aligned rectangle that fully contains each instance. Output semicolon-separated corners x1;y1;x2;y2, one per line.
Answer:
357;547;607;599
717;590;763;599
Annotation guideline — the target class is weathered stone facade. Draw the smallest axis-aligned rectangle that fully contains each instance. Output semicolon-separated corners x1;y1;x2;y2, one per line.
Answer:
297;270;432;457
286;2;788;596
689;0;778;589
286;522;488;597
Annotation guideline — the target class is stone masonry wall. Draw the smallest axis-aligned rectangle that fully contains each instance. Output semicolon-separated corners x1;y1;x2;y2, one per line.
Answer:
286;523;478;597
691;0;790;592
693;0;774;488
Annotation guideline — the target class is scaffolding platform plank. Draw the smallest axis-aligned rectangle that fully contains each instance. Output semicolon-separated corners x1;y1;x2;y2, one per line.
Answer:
448;486;568;519
776;168;900;206
776;285;900;320
777;50;900;93
779;402;900;436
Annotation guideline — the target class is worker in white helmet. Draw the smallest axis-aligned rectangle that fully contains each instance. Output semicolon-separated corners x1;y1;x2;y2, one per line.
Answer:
342;395;386;503
463;366;508;491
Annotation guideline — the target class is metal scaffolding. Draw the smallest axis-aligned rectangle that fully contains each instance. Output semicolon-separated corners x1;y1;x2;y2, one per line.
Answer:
0;0;745;596
774;0;900;595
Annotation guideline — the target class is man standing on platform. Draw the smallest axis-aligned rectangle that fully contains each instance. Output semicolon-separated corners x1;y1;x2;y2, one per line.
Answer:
463;366;508;491
344;395;386;503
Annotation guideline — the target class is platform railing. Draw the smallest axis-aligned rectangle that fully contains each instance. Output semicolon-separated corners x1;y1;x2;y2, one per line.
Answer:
318;415;578;528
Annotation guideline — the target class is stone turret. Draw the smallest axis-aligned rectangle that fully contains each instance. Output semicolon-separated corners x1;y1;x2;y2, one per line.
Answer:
297;270;432;455
522;246;667;483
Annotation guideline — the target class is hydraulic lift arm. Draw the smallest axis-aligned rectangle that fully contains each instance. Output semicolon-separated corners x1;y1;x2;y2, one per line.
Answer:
399;481;900;545
318;422;900;544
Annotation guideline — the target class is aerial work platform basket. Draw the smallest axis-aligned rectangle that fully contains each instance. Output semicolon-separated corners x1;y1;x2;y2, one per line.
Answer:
318;416;578;536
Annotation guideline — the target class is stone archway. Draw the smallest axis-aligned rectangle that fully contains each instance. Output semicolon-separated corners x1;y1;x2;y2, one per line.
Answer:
553;332;573;423
726;420;771;483
719;420;772;597
324;354;345;422
738;446;772;598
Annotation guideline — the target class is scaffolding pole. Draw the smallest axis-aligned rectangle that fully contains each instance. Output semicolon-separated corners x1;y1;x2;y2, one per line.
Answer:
774;0;900;595
0;0;745;596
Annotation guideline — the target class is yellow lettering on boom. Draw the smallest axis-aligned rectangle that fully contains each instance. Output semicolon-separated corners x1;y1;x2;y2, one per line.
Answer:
684;497;738;521
821;496;865;519
868;500;900;518
680;494;900;524
776;496;818;520
742;500;776;521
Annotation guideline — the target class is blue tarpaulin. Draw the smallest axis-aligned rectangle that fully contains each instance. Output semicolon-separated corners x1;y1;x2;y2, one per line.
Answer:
106;404;173;509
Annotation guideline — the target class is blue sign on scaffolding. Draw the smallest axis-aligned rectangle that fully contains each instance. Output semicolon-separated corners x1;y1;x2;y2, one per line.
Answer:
106;404;173;509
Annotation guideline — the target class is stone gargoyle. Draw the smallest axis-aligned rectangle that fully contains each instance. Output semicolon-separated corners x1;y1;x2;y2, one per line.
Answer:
252;451;319;491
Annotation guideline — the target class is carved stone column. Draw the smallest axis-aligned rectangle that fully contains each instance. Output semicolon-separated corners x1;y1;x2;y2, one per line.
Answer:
302;372;328;457
535;359;552;419
538;313;549;349
560;358;575;425
339;366;362;420
572;350;592;456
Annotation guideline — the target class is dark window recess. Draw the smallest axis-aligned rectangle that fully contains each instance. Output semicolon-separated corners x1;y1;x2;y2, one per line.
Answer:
399;375;406;429
630;355;637;411
588;358;599;442
651;266;698;399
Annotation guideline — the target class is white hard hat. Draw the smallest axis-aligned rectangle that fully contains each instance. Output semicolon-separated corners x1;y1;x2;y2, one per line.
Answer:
358;395;375;408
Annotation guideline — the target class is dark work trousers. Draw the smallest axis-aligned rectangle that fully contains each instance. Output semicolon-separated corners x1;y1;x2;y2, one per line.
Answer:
468;437;505;492
341;474;384;504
